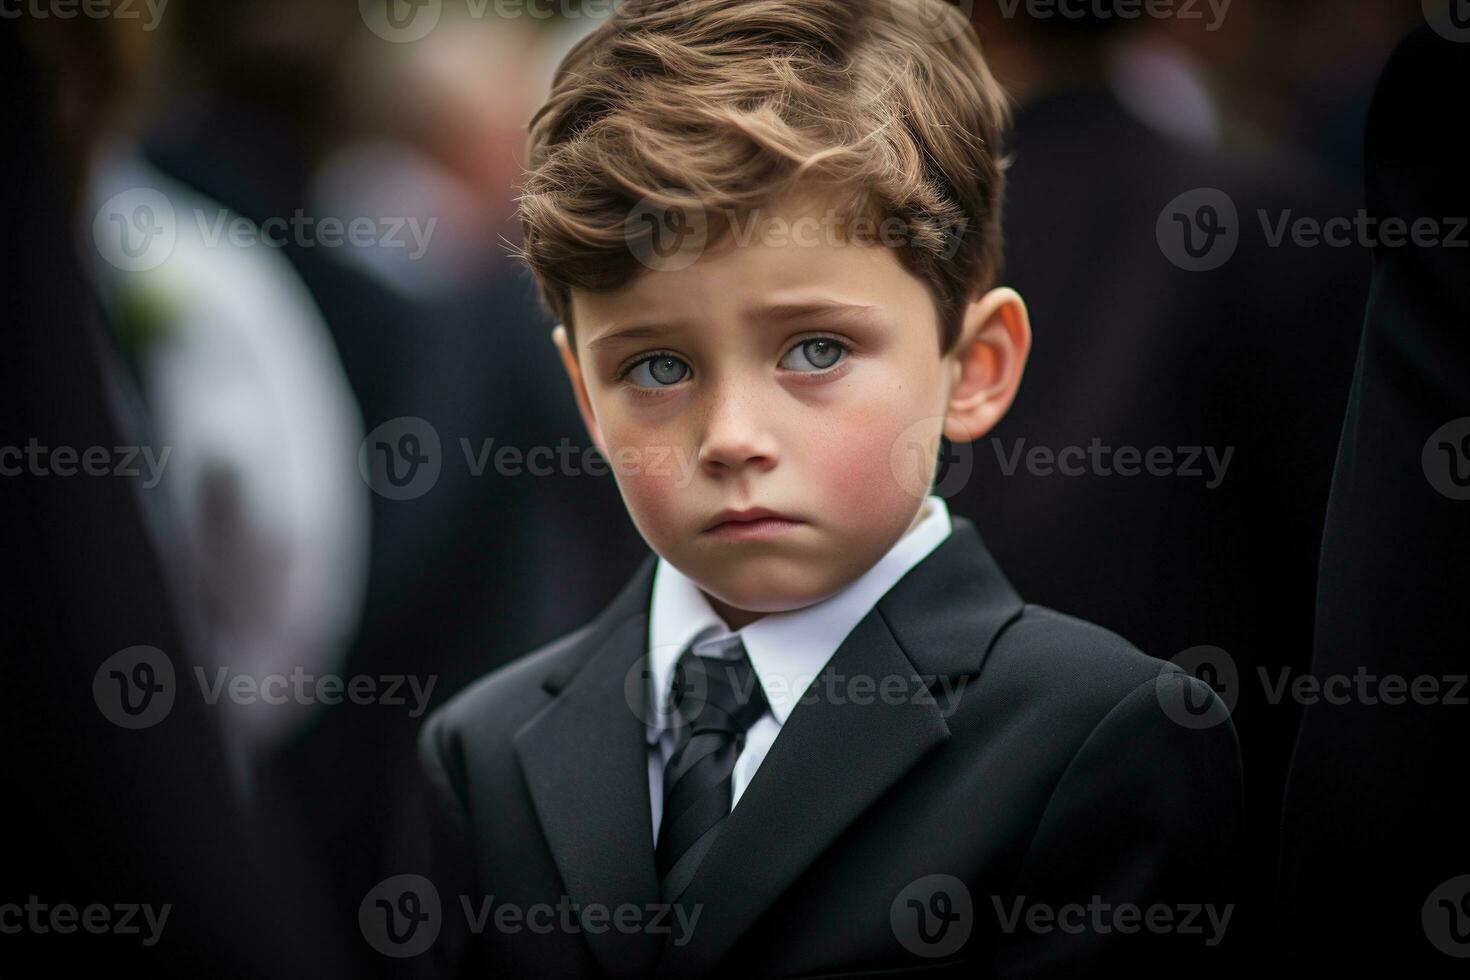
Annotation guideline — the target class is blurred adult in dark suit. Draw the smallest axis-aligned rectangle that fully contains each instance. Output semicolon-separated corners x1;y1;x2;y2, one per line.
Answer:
2;21;346;977
133;4;647;970
959;8;1372;966
1278;23;1470;973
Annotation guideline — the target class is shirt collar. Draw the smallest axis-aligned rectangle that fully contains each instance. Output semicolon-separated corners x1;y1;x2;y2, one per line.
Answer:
645;495;953;742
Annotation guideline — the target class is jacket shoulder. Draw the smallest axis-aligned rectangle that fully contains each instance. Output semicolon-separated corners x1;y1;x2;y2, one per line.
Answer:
419;620;597;758
984;603;1201;720
968;604;1238;806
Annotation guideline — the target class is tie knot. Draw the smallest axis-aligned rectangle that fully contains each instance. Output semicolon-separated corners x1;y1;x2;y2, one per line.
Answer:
668;639;768;736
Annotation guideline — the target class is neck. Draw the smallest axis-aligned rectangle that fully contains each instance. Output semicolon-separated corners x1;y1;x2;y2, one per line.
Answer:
703;594;767;631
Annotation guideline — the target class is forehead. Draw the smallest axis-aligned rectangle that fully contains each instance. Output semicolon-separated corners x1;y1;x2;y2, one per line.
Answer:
571;187;935;348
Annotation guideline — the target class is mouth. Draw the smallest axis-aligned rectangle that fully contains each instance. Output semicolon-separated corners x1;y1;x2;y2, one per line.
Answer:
702;507;805;540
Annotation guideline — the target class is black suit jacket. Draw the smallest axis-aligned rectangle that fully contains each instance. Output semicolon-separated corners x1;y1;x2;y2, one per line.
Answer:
417;517;1243;978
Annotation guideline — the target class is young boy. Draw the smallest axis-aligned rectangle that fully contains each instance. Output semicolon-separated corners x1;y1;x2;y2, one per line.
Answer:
416;1;1242;976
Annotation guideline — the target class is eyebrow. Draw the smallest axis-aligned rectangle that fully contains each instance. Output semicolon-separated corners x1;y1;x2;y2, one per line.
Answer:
752;300;888;327
583;301;888;354
584;324;670;354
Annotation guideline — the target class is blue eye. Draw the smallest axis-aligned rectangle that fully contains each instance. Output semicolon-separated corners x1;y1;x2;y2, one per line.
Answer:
780;338;846;371
625;354;690;387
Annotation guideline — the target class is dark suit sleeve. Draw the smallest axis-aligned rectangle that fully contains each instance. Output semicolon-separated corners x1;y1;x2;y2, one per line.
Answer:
413;712;486;979
992;671;1244;978
1275;25;1470;973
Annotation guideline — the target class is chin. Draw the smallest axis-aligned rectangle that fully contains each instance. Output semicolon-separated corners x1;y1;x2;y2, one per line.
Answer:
702;564;844;615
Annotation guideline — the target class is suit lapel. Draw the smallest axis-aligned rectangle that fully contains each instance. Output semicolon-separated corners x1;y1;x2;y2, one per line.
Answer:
654;517;1024;978
654;607;951;979
514;553;665;980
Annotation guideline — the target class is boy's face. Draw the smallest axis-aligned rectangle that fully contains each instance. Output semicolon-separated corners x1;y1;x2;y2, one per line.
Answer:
555;189;1029;628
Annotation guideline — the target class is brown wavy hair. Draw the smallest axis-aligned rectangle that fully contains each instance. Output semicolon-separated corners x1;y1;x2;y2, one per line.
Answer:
514;0;1011;355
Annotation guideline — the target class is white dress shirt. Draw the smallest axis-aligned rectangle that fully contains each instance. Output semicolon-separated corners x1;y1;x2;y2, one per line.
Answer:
644;495;954;842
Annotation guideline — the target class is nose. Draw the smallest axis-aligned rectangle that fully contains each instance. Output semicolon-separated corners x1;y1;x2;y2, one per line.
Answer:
696;378;780;476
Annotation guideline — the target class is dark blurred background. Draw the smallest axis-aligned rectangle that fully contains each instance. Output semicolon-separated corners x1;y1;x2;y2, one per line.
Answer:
3;0;1452;975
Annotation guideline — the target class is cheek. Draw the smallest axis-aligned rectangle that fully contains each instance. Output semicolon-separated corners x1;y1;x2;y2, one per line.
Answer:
600;426;691;542
824;359;946;511
799;401;928;522
620;465;678;522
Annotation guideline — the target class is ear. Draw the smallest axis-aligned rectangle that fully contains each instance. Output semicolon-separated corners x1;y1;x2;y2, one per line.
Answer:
942;287;1031;443
551;324;607;455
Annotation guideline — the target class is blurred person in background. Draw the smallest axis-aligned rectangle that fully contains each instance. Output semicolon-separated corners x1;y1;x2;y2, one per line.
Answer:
5;11;347;975
957;0;1407;966
86;38;372;778
1130;0;1423;189
1279;23;1470;974
313;7;543;297
130;1;646;970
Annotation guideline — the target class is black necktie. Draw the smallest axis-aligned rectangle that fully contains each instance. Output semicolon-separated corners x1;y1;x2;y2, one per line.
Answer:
655;637;769;903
